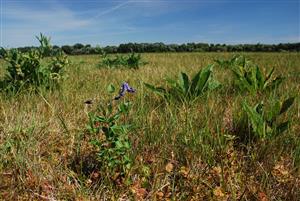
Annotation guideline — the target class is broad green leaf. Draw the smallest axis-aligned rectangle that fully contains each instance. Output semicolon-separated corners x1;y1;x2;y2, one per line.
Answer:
249;67;257;90
255;66;264;89
144;83;166;94
266;100;281;122
165;77;177;88
196;64;213;94
276;121;289;135
107;83;115;93
208;80;221;90
190;71;201;94
280;97;295;115
179;72;190;94
242;101;265;138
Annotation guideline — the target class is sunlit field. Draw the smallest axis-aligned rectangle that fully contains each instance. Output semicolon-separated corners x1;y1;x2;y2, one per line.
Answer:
0;52;300;200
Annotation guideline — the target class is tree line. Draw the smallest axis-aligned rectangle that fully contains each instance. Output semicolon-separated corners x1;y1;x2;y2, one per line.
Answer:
1;42;299;57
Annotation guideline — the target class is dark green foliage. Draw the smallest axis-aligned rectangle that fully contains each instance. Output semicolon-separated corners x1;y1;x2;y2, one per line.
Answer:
241;97;295;140
99;52;147;69
35;33;52;57
0;34;69;93
87;98;133;178
144;64;221;102
2;42;299;58
216;55;284;93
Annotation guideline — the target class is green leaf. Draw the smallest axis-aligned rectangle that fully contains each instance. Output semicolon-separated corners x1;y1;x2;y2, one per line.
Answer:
118;102;131;113
255;66;264;89
265;67;275;83
266;76;284;90
196;64;213;94
165;77;177;88
266;100;281;122
144;83;166;94
190;71;201;94
179;72;190;94
208;80;221;91
242;101;265;138
115;140;123;149
95;116;108;123
276;121;289;135
280;97;295;115
107;83;115;93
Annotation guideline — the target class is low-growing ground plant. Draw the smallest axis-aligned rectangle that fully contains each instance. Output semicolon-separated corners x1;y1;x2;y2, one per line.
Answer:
240;97;295;141
144;64;221;103
99;52;147;69
87;101;133;179
0;34;69;93
83;83;136;181
215;55;284;93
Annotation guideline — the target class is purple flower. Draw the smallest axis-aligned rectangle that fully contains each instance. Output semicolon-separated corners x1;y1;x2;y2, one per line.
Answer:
114;82;136;100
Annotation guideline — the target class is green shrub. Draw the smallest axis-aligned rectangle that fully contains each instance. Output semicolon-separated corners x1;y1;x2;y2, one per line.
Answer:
0;34;69;93
35;33;52;57
215;55;284;93
86;86;134;179
241;97;295;140
99;52;147;69
144;64;221;103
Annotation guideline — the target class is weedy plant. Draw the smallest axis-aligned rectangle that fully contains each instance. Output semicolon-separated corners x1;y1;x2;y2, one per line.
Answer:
241;97;295;140
35;33;52;57
0;33;69;93
99;52;147;69
215;55;284;93
85;83;135;180
144;64;221;103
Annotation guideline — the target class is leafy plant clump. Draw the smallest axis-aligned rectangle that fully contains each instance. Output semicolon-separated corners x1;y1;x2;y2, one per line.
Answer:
215;55;284;93
240;97;295;140
144;64;221;102
99;52;147;69
0;33;69;93
85;83;135;180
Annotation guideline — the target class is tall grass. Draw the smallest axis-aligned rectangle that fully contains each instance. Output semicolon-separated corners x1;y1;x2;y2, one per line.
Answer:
0;52;299;200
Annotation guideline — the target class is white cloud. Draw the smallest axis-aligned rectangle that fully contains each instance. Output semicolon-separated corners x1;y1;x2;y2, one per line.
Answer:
2;1;92;47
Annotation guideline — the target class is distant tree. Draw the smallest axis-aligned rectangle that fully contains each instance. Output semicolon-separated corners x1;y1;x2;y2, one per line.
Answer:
73;43;84;49
62;45;73;54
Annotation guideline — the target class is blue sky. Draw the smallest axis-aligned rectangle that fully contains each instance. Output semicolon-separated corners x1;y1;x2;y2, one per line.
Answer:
1;0;299;47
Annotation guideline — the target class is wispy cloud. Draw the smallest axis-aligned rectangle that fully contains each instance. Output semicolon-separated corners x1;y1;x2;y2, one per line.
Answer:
1;0;157;47
2;1;93;47
89;1;132;19
1;0;299;47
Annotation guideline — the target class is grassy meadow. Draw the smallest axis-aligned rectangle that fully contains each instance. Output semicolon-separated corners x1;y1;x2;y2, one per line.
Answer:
0;52;300;200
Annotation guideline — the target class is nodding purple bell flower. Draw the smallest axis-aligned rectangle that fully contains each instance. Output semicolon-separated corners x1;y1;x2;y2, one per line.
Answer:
114;82;136;100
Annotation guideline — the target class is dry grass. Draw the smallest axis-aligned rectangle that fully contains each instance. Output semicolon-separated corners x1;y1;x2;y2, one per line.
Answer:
0;52;300;200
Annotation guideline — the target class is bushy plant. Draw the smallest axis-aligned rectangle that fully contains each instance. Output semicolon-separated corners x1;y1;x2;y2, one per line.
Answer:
35;33;52;57
0;34;69;93
241;97;295;140
144;64;221;102
215;55;284;93
85;83;135;179
99;52;146;69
